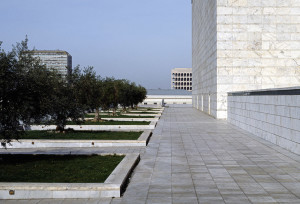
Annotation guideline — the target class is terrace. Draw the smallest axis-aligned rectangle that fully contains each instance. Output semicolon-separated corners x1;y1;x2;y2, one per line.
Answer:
3;107;300;203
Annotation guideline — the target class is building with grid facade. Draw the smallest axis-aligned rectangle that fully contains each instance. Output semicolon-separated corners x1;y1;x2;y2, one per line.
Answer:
171;68;192;91
31;50;72;78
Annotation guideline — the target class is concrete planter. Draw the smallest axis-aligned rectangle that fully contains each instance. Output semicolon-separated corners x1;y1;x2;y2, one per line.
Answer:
29;121;157;131
3;130;152;149
0;153;140;199
100;116;160;122
122;114;161;117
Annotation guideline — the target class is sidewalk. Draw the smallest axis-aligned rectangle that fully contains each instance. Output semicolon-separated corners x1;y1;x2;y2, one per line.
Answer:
2;107;300;203
114;107;300;204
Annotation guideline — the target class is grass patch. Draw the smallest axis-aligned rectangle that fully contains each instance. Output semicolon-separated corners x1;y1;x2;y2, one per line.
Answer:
85;114;155;118
0;154;124;183
9;131;142;140
66;121;150;125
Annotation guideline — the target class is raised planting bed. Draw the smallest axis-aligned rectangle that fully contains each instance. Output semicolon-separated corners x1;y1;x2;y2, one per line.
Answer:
3;130;152;148
85;114;155;118
131;109;162;112
100;115;155;118
101;116;160;122
30;121;157;131
0;154;124;183
3;131;142;140
66;121;150;125
128;112;158;114
0;153;140;199
122;113;161;117
137;107;164;110
84;115;160;122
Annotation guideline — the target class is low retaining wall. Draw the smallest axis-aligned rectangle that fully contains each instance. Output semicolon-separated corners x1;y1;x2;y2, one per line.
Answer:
228;87;300;155
101;116;160;122
99;109;163;113
129;110;162;113
0;153;140;199
29;121;156;131
122;114;161;117
3;130;152;149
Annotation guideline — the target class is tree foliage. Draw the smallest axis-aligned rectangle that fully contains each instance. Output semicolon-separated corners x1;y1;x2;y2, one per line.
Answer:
0;37;63;145
72;65;103;121
0;38;147;146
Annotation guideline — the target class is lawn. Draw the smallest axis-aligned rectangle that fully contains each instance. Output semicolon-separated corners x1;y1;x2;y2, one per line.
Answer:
0;154;124;183
85;114;155;118
7;131;142;140
66;121;150;125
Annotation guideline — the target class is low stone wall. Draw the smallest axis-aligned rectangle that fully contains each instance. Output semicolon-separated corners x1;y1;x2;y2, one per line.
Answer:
3;130;152;149
228;87;300;155
29;121;157;131
87;116;160;122
122;113;161;117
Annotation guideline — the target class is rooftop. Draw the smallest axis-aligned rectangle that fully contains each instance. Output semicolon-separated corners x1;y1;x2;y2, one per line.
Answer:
171;68;192;72
30;50;71;56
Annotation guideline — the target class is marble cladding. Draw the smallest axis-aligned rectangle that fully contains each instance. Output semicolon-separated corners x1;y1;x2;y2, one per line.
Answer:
192;0;300;119
192;0;218;117
228;94;300;154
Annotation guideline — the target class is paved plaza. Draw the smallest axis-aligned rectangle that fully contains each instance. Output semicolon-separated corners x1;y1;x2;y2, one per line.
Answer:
2;107;300;203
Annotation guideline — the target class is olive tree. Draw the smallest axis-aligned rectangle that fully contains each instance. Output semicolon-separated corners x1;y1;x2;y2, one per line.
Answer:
0;38;64;145
72;65;103;121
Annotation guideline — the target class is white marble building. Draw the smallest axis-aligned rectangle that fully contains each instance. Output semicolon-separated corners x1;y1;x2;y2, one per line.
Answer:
192;0;300;119
171;68;193;91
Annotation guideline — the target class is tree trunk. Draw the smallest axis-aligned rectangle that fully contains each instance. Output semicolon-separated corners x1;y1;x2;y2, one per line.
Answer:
95;108;101;122
56;124;64;132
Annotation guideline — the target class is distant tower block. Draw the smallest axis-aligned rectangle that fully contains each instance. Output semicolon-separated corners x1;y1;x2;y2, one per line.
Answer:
171;68;192;92
192;0;300;119
31;50;72;78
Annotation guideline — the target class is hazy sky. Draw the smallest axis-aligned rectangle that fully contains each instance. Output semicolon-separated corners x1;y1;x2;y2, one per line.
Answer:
0;0;191;89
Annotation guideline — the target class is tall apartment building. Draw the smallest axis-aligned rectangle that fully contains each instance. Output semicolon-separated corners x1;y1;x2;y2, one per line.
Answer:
171;68;192;91
31;50;72;78
192;0;300;119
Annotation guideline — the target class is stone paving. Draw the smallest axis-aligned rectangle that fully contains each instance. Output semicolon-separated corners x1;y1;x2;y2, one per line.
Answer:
2;107;300;203
112;107;300;204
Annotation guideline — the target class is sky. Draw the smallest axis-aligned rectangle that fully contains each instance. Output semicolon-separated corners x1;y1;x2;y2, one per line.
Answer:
0;0;192;89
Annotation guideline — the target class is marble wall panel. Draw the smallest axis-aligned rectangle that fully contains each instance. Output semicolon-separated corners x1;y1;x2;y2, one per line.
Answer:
192;0;300;119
